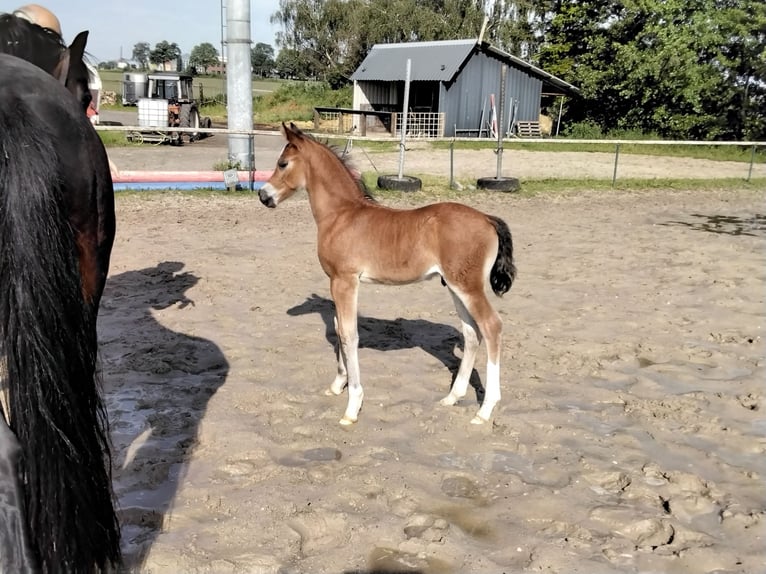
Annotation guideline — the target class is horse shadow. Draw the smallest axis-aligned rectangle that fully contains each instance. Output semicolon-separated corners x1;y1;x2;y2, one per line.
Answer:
97;261;229;569
286;294;483;401
659;213;766;236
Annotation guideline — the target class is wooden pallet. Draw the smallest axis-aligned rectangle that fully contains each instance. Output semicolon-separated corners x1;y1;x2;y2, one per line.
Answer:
515;121;542;138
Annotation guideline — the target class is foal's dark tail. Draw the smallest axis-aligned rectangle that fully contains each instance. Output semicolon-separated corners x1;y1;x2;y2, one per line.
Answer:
0;109;121;571
487;215;517;296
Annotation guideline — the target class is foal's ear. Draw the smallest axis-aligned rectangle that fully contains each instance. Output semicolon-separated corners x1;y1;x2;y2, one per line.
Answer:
284;122;304;145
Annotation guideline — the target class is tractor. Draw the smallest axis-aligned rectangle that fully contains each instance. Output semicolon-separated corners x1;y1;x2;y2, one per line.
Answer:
136;72;212;144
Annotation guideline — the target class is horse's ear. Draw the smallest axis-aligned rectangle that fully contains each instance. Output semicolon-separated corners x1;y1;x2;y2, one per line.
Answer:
284;122;304;145
288;122;305;137
53;31;88;85
68;31;89;64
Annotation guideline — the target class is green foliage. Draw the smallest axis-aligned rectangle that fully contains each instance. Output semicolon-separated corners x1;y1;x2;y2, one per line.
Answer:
562;121;604;140
271;0;486;85
149;40;181;68
252;43;276;77
537;0;766;141
253;81;352;123
189;43;220;74
132;42;150;69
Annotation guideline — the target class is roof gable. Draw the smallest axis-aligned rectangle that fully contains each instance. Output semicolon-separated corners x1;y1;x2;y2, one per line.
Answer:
350;39;475;82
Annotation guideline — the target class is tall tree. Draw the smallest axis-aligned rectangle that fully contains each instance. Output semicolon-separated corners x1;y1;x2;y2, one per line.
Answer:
252;43;276;77
537;0;766;140
189;42;219;74
149;41;182;71
132;42;150;69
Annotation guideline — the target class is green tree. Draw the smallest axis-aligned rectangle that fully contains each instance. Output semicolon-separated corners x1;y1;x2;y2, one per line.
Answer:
132;42;150;69
274;48;304;79
189;42;219;74
536;0;765;140
252;42;276;77
271;0;492;86
149;40;182;71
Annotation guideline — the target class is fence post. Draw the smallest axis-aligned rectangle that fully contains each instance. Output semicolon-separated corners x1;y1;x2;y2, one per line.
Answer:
747;145;755;182
449;140;455;189
612;143;621;187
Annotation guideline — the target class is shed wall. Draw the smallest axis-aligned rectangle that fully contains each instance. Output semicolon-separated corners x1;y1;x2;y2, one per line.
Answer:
443;51;543;136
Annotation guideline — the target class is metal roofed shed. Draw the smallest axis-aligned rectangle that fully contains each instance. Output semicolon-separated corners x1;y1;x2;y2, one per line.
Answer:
350;38;579;138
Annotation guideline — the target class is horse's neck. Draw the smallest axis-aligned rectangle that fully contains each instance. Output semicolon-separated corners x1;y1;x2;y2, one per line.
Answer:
306;146;365;221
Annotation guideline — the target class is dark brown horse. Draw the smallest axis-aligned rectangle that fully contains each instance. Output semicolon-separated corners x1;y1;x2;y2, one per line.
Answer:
0;12;120;573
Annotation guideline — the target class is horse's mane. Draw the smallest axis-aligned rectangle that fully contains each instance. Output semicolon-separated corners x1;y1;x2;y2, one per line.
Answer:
302;131;377;202
0;13;66;72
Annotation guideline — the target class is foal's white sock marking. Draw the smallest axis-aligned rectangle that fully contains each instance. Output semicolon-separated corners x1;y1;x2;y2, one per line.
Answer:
472;360;500;424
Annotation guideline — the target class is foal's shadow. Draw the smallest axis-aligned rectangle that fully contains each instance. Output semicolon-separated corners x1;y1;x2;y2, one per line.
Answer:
287;293;483;400
97;261;229;569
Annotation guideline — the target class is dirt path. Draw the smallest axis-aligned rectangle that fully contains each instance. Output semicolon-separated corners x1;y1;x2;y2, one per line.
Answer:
98;185;765;573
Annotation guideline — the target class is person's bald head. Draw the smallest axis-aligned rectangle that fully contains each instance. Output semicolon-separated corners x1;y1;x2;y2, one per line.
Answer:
12;4;62;36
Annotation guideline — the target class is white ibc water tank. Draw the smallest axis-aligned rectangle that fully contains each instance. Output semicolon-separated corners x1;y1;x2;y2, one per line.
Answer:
137;98;169;128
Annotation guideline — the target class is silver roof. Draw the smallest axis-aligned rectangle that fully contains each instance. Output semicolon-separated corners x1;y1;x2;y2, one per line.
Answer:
351;39;476;82
351;38;579;95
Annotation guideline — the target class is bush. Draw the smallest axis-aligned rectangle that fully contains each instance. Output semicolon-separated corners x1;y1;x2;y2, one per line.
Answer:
253;81;352;124
562;120;604;139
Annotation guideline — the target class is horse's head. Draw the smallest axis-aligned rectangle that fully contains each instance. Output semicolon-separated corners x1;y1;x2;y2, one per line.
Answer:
259;122;313;208
0;12;92;112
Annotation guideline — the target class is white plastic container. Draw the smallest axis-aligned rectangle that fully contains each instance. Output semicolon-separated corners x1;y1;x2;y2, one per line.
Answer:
137;98;169;128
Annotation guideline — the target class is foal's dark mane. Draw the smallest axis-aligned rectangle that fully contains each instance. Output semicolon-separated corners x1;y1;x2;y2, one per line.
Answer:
302;130;377;202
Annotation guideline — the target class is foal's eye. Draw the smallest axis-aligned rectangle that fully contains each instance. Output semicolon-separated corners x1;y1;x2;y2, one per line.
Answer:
277;158;288;169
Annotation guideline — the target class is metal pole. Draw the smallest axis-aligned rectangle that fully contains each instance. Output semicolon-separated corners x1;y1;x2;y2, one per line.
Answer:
496;65;506;178
612;143;620;187
556;96;564;136
226;0;253;169
449;140;454;189
747;145;755;182
397;58;411;179
220;0;226;97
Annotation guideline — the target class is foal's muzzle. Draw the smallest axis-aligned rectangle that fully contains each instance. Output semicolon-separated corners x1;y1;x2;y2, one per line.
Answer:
259;188;277;208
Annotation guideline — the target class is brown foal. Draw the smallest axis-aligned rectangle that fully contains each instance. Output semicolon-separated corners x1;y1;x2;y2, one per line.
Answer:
260;123;517;425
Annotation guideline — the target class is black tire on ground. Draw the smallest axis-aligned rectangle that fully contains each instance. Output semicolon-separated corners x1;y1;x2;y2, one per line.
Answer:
476;176;520;192
200;116;212;138
377;174;422;192
179;105;201;142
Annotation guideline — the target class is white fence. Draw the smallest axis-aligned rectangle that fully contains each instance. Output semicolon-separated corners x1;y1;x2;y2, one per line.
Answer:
94;124;765;185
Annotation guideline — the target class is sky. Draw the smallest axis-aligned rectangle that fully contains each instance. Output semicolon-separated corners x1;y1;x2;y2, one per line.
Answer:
11;0;282;63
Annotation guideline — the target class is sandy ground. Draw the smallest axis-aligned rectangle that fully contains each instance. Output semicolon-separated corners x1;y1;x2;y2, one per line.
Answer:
97;141;766;574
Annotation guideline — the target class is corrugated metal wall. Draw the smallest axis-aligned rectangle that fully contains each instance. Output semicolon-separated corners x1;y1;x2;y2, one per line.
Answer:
353;81;398;110
442;51;543;136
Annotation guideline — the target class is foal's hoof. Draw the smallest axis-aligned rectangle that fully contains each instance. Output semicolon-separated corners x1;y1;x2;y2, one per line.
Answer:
325;386;343;396
470;415;490;425
439;395;459;407
339;416;357;426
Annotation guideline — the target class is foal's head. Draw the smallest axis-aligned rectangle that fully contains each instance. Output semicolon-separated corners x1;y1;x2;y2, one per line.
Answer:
260;122;364;208
0;12;92;111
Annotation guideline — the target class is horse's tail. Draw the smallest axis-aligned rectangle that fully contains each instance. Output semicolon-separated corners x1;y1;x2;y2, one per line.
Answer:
0;107;121;571
487;215;517;297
